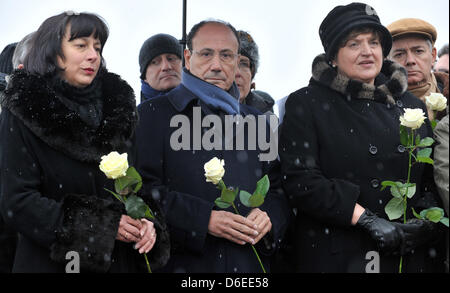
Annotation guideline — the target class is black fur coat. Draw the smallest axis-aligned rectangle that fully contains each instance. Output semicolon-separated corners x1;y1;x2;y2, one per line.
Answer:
0;70;170;272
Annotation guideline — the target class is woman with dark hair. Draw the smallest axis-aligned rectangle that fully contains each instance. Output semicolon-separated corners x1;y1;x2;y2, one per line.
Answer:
0;11;169;273
279;2;445;273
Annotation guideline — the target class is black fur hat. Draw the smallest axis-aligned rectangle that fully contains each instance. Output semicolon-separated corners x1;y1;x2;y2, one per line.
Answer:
319;2;392;62
237;31;259;79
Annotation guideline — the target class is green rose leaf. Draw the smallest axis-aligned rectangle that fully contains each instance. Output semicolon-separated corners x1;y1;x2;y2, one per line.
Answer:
412;207;423;219
215;197;231;209
416;148;432;159
254;175;270;198
415;133;421;146
145;206;155;220
249;193;265;208
420;207;444;223
440;217;449;227
389;181;416;199
127;167;143;193
431;120;438;130
125;195;148;219
399;126;409;146
105;188;125;204
221;187;238;204
239;190;252;207
381;181;401;192
385;197;405;220
417;137;434;147
403;183;416;199
115;167;141;195
416;157;434;165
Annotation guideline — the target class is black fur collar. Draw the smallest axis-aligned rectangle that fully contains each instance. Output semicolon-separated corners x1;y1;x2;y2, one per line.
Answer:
1;69;138;162
312;54;408;105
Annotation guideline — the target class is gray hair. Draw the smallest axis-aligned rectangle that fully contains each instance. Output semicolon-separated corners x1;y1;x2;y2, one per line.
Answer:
438;43;449;58
12;32;35;69
425;39;433;52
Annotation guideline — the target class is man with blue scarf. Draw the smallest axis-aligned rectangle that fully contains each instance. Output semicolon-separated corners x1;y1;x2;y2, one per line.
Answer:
138;34;183;103
135;20;289;273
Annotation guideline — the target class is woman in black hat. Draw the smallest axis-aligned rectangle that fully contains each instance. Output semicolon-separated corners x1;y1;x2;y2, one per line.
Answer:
0;11;169;272
279;2;445;273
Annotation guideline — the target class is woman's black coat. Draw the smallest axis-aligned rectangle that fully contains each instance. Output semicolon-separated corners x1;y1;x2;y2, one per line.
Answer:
0;70;169;273
279;55;446;273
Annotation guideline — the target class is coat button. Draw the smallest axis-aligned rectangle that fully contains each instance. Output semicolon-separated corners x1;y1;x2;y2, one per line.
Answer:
396;100;404;108
371;179;380;188
397;145;406;153
369;145;378;155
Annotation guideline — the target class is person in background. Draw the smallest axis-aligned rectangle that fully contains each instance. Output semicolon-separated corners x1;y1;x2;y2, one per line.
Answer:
279;2;445;273
0;42;18;273
434;44;449;74
0;43;17;93
12;32;35;70
433;112;449;272
0;11;169;273
136;19;289;273
138;34;182;104
387;18;448;120
235;30;274;114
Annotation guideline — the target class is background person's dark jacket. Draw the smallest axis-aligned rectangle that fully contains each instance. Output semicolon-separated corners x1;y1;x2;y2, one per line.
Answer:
136;84;289;273
0;70;169;273
279;56;446;273
244;90;274;114
0;71;16;273
0;73;7;92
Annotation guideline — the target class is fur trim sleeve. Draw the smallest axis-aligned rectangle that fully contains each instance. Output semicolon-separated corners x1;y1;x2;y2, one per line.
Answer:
49;194;123;273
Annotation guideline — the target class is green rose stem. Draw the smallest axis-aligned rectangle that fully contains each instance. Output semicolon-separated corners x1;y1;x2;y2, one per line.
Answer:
398;130;415;274
143;254;152;273
218;180;266;274
230;201;267;274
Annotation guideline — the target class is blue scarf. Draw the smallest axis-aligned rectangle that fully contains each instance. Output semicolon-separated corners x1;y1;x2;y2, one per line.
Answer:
140;80;168;103
182;69;240;115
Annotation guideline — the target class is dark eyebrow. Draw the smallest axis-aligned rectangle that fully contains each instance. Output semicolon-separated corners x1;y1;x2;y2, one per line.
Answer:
411;45;426;50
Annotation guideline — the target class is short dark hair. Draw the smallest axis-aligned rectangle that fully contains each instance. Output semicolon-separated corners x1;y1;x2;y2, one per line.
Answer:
333;27;383;61
186;19;240;52
438;44;449;58
24;11;109;76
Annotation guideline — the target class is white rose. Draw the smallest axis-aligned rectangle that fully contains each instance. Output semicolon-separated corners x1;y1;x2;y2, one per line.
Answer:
204;157;225;185
99;152;129;179
425;93;447;112
399;108;427;130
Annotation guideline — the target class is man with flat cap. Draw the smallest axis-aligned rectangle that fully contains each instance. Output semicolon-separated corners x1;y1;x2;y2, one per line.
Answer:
388;18;448;120
139;34;183;104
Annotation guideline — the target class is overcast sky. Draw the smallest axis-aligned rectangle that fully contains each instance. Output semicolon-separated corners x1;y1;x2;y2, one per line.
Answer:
1;0;448;106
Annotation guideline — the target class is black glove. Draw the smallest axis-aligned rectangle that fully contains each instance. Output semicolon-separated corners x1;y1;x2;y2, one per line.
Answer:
392;218;440;255
357;209;404;254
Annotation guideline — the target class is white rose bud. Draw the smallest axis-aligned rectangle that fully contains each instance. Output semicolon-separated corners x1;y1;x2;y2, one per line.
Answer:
400;108;427;130
425;93;447;112
99;152;129;179
204;157;225;185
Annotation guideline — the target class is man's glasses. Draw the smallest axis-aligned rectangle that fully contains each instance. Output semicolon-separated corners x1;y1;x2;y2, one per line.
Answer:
191;49;238;64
